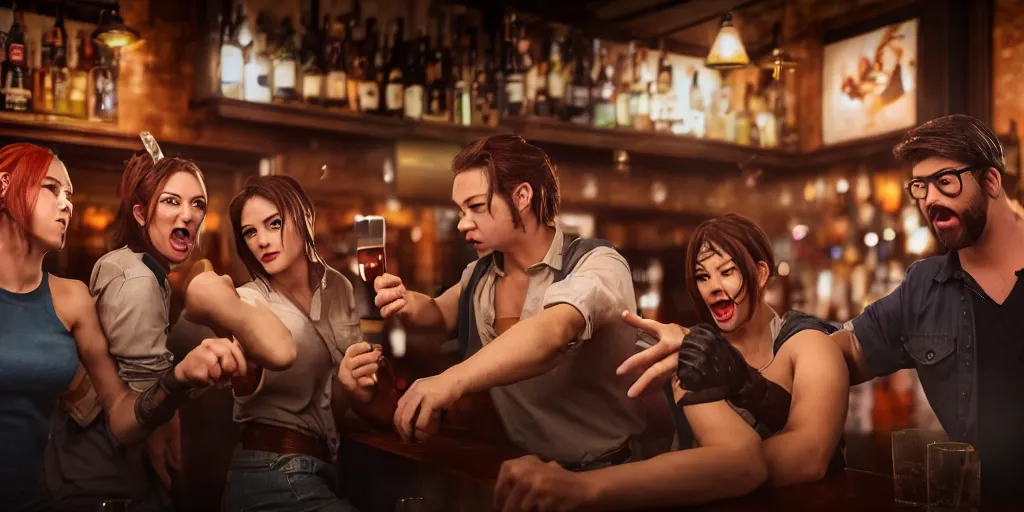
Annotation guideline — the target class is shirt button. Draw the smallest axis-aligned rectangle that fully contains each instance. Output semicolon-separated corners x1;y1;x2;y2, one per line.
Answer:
960;295;965;301
963;311;968;318
926;350;935;361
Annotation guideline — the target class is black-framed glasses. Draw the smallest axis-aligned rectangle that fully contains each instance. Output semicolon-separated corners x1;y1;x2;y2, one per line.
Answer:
905;167;974;200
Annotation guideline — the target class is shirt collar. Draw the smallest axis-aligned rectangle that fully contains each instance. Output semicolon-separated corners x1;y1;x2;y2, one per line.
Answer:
934;250;962;283
491;226;564;277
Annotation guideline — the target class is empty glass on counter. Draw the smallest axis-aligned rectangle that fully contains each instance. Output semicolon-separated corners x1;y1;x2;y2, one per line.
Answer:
927;442;981;512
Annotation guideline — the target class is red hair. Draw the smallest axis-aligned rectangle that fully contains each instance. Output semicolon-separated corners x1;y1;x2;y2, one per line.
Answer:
0;143;56;236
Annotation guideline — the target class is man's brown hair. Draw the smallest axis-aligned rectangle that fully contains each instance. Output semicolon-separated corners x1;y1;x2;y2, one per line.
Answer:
894;115;1005;178
685;214;776;326
451;134;560;229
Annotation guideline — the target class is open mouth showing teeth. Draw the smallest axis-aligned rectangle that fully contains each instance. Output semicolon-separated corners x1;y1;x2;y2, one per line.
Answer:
709;299;736;322
170;228;191;253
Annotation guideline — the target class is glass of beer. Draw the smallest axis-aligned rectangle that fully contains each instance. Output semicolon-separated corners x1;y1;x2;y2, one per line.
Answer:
892;428;948;506
355;215;387;284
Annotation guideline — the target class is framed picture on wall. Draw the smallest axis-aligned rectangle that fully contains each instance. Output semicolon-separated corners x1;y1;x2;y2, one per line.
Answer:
822;18;919;145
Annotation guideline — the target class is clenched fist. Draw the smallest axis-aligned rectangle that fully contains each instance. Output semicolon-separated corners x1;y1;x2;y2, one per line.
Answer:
373;274;407;318
174;337;248;388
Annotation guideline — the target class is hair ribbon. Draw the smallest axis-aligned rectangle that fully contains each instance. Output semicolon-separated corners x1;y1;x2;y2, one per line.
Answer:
140;132;164;163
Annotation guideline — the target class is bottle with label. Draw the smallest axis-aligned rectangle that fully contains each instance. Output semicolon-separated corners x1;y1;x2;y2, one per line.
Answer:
91;45;117;122
220;4;245;100
564;36;591;125
630;47;652;131
1;7;31;112
735;83;753;146
453;27;476;126
591;40;615;129
422;14;450;123
34;34;55;114
477;52;499;127
380;18;405;117
323;15;348;108
69;31;93;119
614;42;634;128
50;13;71;116
271;18;299;102
348;18;373;113
243;20;272;104
403;29;426;121
546;36;565;119
300;16;327;105
652;50;673;132
688;69;706;137
531;30;551;118
502;14;524;118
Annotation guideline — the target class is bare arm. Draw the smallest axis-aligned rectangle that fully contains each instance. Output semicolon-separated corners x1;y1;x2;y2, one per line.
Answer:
444;304;585;394
185;272;295;371
830;328;876;385
583;399;768;509
375;273;460;333
761;332;849;486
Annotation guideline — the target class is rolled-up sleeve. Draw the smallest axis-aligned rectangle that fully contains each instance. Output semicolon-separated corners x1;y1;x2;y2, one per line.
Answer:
850;263;918;377
94;274;172;392
542;247;634;342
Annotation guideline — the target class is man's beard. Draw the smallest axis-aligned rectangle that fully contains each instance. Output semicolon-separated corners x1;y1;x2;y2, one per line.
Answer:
927;192;989;250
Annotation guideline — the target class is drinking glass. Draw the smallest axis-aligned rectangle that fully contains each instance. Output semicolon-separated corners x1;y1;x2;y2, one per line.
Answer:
355;215;387;284
927;442;981;512
395;497;425;512
892;428;948;506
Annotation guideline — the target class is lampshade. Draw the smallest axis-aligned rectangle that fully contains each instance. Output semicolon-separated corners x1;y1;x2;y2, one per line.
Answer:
92;7;141;49
705;13;750;69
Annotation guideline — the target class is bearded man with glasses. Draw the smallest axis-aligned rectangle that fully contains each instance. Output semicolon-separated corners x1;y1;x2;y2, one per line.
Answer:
830;114;1024;505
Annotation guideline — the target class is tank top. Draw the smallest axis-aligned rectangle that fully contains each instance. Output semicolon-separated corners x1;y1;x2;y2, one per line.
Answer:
668;310;846;473
0;273;80;510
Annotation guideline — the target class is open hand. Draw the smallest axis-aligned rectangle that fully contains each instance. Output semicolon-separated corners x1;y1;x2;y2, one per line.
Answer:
615;311;688;398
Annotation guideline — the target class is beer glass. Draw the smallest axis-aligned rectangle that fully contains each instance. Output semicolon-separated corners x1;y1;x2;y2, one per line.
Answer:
892;428;948;506
927;442;981;512
356;215;387;284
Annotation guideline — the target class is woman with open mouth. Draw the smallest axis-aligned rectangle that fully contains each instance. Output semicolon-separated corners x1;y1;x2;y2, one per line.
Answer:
44;134;288;511
616;213;850;488
205;175;362;512
0;143;248;512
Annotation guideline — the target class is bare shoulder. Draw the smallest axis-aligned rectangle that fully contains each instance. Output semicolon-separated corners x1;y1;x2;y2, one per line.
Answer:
48;275;93;329
782;329;847;370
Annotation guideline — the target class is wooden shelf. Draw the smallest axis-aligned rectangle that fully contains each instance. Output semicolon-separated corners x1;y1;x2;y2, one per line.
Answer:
199;98;798;168
0;111;266;173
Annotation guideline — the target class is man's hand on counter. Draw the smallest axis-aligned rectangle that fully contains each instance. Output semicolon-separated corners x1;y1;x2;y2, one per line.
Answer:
495;455;597;512
393;371;465;443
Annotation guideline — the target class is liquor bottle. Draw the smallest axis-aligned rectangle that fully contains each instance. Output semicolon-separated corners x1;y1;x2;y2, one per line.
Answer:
546;35;566;119
630;47;652;131
453;27;475;126
69;31;92;119
564;36;591;125
532;30;551;118
363;20;384;115
34;34;54;114
735;83;753;146
220;3;245;100
591;40;615;129
382;18;405;117
652;49;673;132
1;7;31;112
403;29;426;120
476;52;499;127
422;14;450;123
243;16;272;103
91;45;118;122
614;42;634;128
271;18;299;102
323;15;348;108
300;16;327;105
50;11;71;117
502;14;524;118
348;18;371;113
688;69;706;137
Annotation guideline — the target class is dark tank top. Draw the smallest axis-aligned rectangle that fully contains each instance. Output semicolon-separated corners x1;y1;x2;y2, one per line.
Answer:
668;311;846;473
0;273;79;510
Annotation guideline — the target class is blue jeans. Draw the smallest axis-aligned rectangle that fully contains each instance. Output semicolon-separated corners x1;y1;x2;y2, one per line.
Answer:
222;449;359;512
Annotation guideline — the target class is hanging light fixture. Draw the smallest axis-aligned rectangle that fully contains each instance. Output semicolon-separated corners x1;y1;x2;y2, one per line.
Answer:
92;6;142;49
705;12;750;69
760;23;797;80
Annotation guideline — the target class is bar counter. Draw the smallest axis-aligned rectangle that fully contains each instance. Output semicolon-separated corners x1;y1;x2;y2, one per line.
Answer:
340;424;1015;512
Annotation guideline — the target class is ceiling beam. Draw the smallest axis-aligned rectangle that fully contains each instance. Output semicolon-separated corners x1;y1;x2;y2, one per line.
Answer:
607;0;695;23
649;0;772;38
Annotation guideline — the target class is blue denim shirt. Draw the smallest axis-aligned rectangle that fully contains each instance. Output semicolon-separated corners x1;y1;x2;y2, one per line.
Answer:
851;250;982;443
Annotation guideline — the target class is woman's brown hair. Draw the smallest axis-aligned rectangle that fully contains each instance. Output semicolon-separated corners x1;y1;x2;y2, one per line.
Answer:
228;175;322;281
451;134;560;229
108;152;206;253
685;214;776;326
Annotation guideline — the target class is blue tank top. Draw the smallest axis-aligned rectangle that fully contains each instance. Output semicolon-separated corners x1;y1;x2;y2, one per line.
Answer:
0;273;80;510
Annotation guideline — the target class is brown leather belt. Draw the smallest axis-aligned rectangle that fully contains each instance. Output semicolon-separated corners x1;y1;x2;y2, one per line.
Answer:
240;423;331;462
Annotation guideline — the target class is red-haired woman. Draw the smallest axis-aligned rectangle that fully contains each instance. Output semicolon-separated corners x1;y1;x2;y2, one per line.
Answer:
45;139;293;511
0;144;245;511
